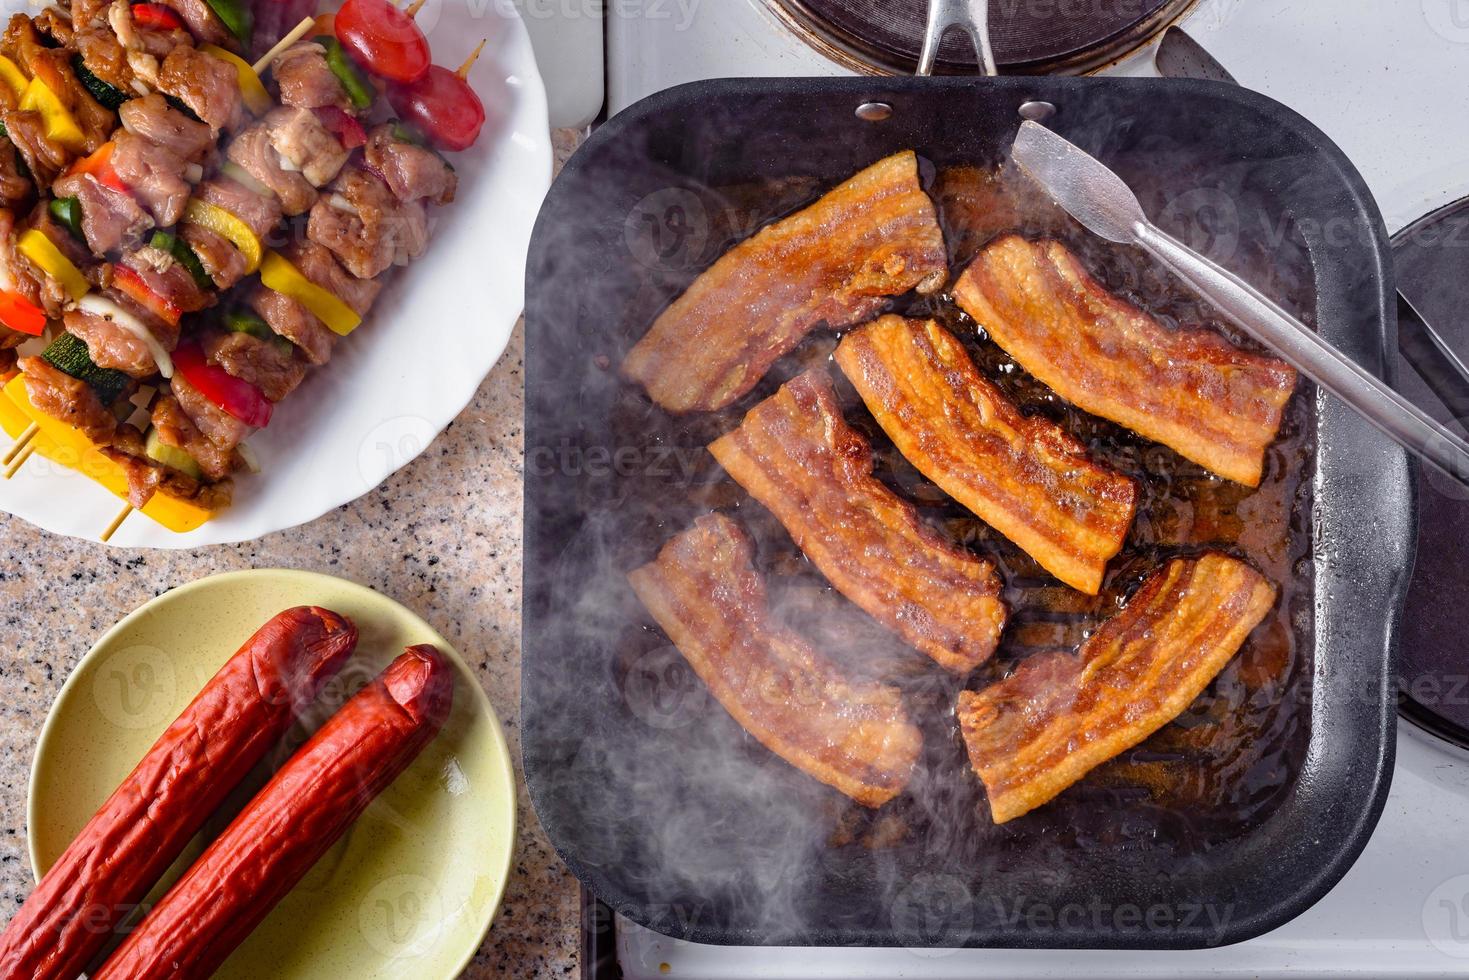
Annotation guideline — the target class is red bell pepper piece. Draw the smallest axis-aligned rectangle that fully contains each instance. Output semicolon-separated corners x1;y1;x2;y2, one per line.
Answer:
130;3;185;31
172;345;273;428
67;142;130;195
111;264;182;327
314;106;367;149
0;289;46;336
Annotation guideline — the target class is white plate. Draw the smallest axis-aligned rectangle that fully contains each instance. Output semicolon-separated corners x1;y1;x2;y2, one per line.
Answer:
0;1;551;547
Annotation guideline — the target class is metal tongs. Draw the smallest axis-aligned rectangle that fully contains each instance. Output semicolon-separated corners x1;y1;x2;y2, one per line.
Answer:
1011;120;1469;488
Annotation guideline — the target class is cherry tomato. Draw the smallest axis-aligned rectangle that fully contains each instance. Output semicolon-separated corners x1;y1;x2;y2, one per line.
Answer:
334;0;430;84
388;65;484;152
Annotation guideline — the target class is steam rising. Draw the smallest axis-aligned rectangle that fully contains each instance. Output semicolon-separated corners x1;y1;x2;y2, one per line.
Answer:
523;83;1335;946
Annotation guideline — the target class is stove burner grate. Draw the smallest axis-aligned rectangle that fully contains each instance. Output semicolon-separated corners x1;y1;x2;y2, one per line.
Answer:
764;0;1197;75
1394;196;1469;750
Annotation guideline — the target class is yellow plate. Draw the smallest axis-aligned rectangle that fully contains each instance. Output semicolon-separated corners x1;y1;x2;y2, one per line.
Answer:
26;569;516;978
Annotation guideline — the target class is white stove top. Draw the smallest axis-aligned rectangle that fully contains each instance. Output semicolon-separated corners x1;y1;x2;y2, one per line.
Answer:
595;1;1469;973
607;0;1469;233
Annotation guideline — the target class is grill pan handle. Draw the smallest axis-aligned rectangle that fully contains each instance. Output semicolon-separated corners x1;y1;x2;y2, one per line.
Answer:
918;0;998;76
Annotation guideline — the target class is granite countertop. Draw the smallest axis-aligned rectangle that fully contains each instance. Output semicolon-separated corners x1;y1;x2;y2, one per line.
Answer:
0;324;581;974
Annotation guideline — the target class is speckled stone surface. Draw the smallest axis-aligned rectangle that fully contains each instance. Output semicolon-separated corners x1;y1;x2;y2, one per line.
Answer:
0;132;588;980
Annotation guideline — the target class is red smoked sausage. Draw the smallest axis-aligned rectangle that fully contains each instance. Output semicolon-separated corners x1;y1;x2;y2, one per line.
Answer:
0;607;358;980
94;644;454;979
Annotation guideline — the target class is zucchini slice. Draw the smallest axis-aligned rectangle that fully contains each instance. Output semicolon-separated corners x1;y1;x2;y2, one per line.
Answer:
41;332;132;406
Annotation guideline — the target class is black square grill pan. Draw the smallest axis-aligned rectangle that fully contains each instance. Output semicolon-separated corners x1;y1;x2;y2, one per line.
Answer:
521;76;1415;949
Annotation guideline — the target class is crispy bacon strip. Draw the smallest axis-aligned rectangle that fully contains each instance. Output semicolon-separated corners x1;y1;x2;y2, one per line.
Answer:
622;150;948;414
709;369;1006;672
954;235;1298;486
957;553;1277;824
628;514;922;807
834;316;1137;595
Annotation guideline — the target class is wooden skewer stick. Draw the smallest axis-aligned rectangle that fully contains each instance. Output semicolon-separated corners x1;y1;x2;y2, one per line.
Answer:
251;16;318;75
3;441;35;480
1;423;37;466
100;503;133;543
405;0;427;17
457;39;486;79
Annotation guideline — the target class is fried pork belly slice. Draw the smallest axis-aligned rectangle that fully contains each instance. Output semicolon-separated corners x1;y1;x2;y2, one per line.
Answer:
835;316;1137;595
622;150;948;414
628;513;923;807
957;553;1276;824
954;235;1299;486
18;355;120;444
709;369;1006;672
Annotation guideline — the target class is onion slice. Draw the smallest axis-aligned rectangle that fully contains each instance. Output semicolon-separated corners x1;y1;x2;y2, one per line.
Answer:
235;441;261;473
221;160;273;199
77;294;173;379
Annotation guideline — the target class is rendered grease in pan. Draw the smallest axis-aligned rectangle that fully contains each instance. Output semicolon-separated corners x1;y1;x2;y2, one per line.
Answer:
597;163;1315;857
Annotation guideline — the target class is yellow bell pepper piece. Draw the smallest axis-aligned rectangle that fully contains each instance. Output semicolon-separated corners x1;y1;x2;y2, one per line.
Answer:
0;376;31;438
259;250;361;336
0;54;28;101
19;77;86;152
201;44;272;117
17;229;89;301
2;376;217;533
183;197;261;273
